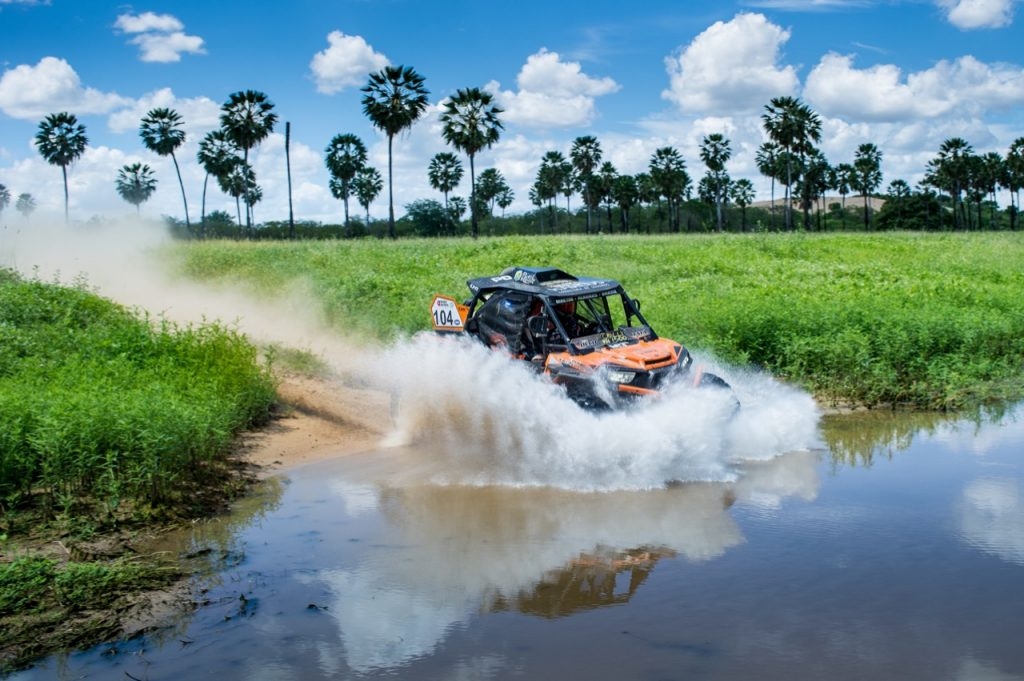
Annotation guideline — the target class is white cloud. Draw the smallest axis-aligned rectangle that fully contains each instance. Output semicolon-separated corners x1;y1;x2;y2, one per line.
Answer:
113;11;183;34
0;57;130;119
662;12;800;115
938;0;1017;29
805;52;1024;121
488;49;619;129
115;12;205;63
129;32;206;63
309;31;389;95
107;88;222;135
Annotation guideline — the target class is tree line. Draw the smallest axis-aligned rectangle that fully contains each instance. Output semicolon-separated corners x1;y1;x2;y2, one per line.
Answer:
8;65;1024;236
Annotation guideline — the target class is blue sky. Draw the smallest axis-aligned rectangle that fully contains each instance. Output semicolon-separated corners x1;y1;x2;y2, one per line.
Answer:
0;0;1022;224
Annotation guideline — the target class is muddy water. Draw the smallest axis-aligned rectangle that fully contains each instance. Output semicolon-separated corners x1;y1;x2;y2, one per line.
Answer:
13;403;1024;681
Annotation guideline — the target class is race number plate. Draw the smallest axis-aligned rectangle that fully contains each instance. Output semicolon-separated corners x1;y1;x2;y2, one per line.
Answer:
431;294;467;331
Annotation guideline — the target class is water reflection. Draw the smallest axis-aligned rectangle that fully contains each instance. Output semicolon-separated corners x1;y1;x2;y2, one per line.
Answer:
313;450;819;672
959;478;1024;566
820;401;1023;468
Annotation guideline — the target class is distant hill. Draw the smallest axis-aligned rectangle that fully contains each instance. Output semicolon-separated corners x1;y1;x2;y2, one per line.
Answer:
750;195;887;213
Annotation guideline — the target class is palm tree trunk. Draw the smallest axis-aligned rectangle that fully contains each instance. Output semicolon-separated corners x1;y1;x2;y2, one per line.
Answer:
469;154;478;238
171;152;191;236
200;174;209;239
243;149;252;237
61;164;69;223
387;135;396;239
286;122;295;240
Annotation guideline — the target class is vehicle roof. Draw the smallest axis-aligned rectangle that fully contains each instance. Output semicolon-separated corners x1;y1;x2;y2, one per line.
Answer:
466;266;623;300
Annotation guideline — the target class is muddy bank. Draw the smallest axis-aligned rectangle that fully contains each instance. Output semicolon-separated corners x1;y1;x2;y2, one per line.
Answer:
1;372;388;674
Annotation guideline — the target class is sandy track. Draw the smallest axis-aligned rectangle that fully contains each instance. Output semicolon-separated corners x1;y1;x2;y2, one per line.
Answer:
238;373;391;475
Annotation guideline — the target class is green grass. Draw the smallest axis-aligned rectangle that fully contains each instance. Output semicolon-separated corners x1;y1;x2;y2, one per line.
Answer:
169;232;1024;410
0;270;277;522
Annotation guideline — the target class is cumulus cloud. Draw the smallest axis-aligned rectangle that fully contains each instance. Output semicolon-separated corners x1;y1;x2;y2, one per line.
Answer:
805;52;1024;121
115;11;205;63
662;12;800;115
0;56;130;119
310;31;389;94
107;88;222;135
129;32;206;63
113;11;183;33
487;49;619;129
938;0;1017;29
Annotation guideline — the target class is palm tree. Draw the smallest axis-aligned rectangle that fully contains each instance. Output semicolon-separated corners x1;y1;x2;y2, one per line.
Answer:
635;172;657;233
352;165;384;230
15;193;36;220
439;87;503;239
34;112;88;223
762;97;821;230
612;174;638;233
570;135;602;234
700;133;732;231
217;160;256;233
197;129;241;236
115;162;157;213
538;151;571;231
448;195;468;226
475;167;508;218
755;141;782;230
139;108;190;233
730;178;755;231
886;179;912;228
324;133;368;233
496;186;514;219
854;143;883;229
926;137;973;230
220;90;278;233
362;65;430;239
834;162;856;229
427;151;463;230
0;184;10;223
648;146;689;232
597;161;618;231
977;151;1003;229
1006;137;1024;230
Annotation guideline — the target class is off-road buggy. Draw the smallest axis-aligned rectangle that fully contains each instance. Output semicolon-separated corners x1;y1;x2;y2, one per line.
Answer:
430;266;732;409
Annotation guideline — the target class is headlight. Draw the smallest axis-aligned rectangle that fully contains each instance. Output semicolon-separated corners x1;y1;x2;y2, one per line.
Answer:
607;369;636;384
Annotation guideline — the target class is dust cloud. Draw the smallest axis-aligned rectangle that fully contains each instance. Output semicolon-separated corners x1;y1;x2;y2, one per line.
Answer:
1;217;823;491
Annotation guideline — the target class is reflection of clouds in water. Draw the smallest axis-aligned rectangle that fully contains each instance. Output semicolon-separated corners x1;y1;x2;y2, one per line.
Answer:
310;451;819;672
959;478;1024;565
957;656;1024;681
309;567;473;673
327;480;379;516
733;449;821;510
931;404;1024;457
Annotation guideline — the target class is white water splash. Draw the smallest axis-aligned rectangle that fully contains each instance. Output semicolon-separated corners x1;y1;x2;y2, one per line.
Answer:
372;333;821;491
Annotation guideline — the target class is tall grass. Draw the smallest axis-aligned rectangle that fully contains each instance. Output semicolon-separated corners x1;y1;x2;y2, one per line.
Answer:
170;232;1024;410
0;271;276;519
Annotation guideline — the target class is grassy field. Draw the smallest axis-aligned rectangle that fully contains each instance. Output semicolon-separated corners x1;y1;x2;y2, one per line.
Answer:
170;231;1024;410
0;269;277;521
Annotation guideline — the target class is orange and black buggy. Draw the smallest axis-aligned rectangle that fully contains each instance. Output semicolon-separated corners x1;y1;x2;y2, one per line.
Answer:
431;266;733;409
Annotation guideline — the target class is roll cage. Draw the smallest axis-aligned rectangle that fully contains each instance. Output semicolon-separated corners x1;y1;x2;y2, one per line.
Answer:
463;267;657;357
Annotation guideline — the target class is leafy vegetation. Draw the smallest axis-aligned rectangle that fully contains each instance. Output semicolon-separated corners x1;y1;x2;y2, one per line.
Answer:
171;232;1024;410
0;269;276;525
0;554;181;673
